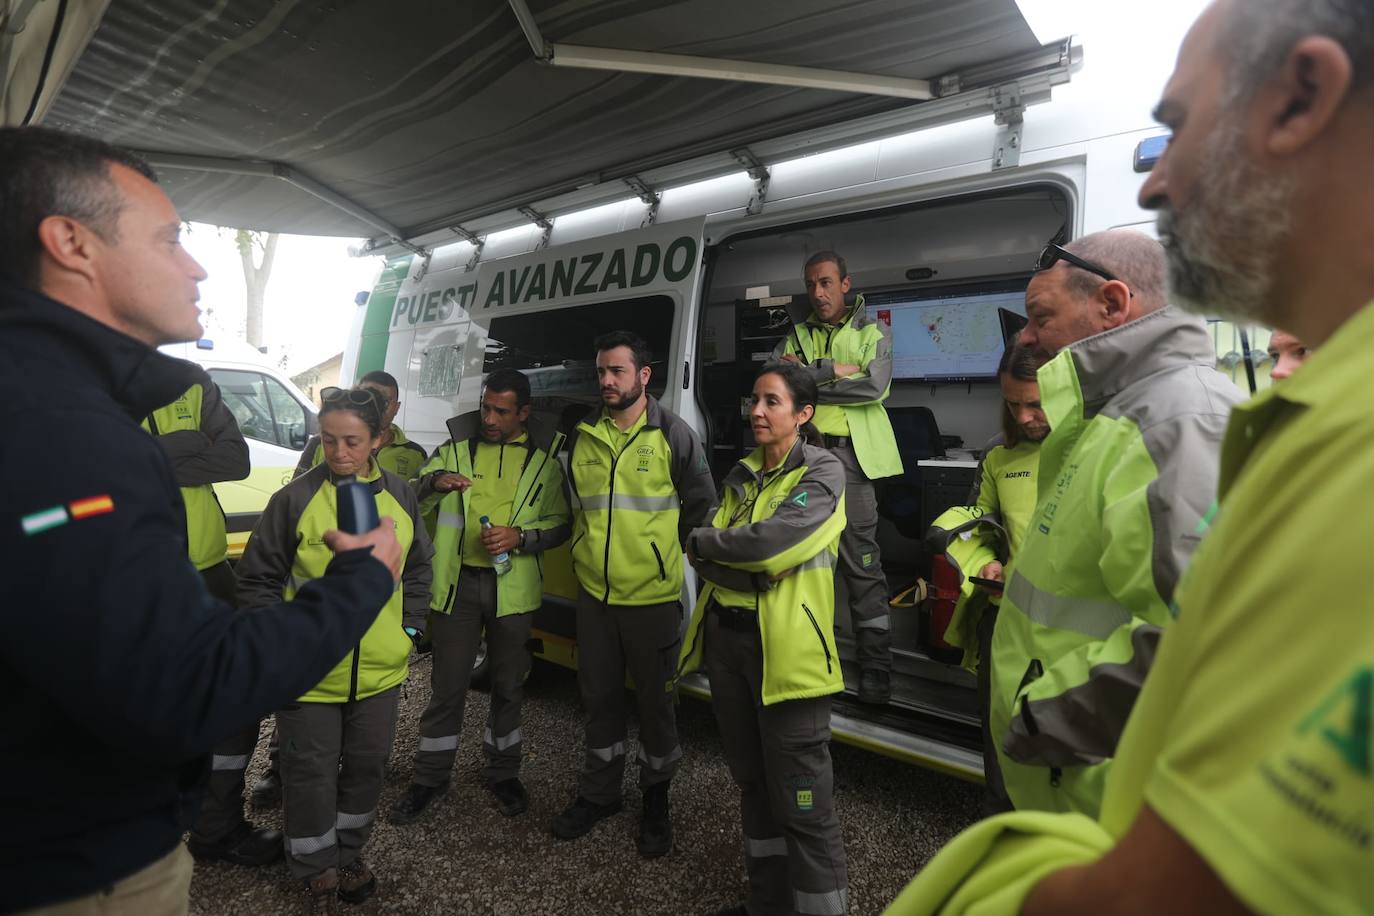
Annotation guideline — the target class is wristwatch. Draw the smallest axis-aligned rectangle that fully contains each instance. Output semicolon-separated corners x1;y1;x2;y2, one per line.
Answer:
516;527;527;550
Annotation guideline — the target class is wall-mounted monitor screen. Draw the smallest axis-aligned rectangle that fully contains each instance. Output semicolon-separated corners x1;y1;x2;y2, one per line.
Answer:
867;288;1028;381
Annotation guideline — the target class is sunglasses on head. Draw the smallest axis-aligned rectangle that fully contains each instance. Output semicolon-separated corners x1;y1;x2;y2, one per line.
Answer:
320;387;383;413
1035;243;1124;286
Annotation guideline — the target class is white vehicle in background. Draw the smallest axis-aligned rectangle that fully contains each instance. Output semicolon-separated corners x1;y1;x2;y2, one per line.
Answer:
158;339;318;560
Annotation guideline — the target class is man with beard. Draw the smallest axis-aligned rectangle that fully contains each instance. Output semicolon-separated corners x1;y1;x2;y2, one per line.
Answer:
391;368;570;823
976;230;1241;820
887;1;1374;912
552;330;714;858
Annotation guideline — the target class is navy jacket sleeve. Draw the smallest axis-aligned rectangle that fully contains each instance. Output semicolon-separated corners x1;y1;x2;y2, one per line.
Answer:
2;408;395;761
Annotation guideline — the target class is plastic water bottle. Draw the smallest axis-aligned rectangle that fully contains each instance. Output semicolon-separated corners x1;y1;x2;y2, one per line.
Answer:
480;515;513;576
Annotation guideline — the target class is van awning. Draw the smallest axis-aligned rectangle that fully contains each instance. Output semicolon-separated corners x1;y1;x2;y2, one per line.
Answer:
8;0;1069;249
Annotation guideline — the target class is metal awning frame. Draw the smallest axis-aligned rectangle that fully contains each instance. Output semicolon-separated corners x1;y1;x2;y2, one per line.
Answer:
132;34;1078;258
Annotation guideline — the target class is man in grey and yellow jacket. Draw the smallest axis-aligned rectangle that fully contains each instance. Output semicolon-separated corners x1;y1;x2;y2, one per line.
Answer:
773;251;903;703
989;230;1241;818
142;370;284;867
552;330;715;859
392;369;570;823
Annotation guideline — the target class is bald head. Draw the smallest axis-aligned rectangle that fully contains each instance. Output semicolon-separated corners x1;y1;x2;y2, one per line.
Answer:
1020;230;1170;360
1063;231;1169;314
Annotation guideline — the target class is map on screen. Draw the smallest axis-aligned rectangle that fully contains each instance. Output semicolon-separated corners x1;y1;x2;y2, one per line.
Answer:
868;289;1027;380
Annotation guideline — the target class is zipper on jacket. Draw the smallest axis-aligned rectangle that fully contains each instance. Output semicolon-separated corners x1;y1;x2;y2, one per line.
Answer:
443;584;456;614
801;603;832;674
348;640;362;703
1016;658;1044;695
601;427;646;604
650;541;666;581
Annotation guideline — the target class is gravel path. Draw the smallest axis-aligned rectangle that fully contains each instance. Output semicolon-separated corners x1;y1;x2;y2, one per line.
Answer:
190;658;981;915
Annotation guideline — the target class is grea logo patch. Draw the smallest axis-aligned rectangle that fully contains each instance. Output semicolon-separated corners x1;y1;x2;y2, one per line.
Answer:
792;491;808;507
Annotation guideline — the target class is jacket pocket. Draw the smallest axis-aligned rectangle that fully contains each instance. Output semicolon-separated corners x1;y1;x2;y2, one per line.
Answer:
441;584;456;614
801;603;833;674
650;541;667;581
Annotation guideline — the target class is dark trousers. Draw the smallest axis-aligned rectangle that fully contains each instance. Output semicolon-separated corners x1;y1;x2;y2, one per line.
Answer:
190;560;262;841
831;444;891;672
977;602;1013;815
575;588;682;804
279;688;400;880
705;612;848;916
413;566;534;786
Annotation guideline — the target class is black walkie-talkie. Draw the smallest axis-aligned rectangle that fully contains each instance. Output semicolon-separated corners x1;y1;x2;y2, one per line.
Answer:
335;478;380;534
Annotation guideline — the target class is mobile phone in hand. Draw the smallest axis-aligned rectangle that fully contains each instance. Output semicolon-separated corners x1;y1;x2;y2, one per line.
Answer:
968;575;1005;593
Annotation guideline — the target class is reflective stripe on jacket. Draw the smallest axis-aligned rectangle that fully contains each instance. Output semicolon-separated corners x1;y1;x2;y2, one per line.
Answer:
772;295;903;480
416;412;570;616
236;460;434;703
677;440;847;704
991;306;1242;817
567;397;714;606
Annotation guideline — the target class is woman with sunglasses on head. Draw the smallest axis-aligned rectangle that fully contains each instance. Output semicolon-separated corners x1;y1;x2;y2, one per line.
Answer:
236;386;433;914
677;362;850;916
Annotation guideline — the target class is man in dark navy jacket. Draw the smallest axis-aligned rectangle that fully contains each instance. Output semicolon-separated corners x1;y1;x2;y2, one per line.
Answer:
0;127;404;914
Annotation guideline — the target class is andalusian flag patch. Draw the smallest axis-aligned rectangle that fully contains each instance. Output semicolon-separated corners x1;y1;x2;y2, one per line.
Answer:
20;495;115;536
21;506;68;535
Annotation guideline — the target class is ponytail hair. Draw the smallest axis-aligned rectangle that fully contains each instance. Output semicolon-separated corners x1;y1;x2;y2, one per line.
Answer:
756;362;823;446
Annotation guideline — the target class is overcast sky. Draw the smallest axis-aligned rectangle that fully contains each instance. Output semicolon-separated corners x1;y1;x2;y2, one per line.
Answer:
182;224;384;376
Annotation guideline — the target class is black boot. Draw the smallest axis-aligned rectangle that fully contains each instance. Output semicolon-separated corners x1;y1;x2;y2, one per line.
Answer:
858;667;891;704
389;782;448;824
489;777;529;817
186;821;283;867
551;796;622;840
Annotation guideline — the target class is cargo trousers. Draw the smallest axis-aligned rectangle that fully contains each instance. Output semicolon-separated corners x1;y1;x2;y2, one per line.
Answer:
575;588;683;804
704;611;849;916
413;565;532;787
829;443;891;672
278;687;399;880
188;560;262;842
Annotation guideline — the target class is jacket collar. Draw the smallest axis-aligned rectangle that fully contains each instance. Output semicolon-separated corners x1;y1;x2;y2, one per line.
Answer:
1;282;199;420
446;409;561;455
726;437;807;496
1056;305;1215;416
802;293;868;330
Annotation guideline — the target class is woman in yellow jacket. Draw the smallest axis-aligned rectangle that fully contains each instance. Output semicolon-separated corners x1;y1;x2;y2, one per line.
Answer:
679;363;849;916
237;387;432;913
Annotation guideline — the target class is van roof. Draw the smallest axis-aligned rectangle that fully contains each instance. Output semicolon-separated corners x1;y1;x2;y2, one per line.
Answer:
10;1;1057;250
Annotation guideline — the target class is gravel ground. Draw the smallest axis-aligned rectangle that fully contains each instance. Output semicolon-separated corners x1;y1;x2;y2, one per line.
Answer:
190;658;981;915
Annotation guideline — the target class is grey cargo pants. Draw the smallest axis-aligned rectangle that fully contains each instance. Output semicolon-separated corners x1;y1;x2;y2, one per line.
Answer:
830;443;891;672
413;565;533;787
189;560;262;842
575;588;682;804
704;611;849;916
278;687;399;880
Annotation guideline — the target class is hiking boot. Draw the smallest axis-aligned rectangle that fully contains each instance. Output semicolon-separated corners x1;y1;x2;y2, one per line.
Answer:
551;796;622;840
301;868;339;916
186;821;283;867
251;770;282;808
489;777;529;817
338;858;377;905
858;667;891;704
390;781;447;824
637;782;673;858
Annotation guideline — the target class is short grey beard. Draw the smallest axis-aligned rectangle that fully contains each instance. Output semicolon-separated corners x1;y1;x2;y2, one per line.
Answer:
1158;122;1296;326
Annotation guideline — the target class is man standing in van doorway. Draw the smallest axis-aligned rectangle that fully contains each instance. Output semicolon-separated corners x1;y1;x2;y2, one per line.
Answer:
293;369;428;480
773;252;904;704
553;330;715;858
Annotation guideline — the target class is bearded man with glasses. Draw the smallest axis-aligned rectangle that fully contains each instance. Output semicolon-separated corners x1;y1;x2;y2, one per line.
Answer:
979;229;1242;819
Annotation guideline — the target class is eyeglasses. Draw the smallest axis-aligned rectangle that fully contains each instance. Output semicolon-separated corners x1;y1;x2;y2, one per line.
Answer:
1035;243;1124;286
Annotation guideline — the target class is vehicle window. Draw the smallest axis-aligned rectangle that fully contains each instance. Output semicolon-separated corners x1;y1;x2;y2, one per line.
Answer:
482;295;675;428
209;369;279;445
264;375;310;450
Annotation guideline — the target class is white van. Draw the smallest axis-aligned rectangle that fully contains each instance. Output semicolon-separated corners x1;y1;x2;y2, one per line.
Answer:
159;340;318;560
335;34;1265;778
